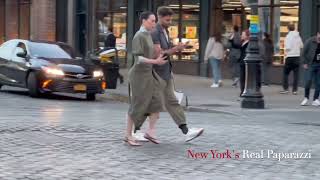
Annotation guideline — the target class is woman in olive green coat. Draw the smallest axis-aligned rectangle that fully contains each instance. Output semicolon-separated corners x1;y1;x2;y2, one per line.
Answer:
125;11;167;146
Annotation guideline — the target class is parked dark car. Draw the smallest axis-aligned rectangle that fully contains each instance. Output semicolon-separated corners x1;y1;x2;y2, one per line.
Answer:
0;39;106;100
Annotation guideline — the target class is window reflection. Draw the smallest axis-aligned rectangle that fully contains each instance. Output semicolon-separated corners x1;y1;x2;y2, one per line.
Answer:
220;0;300;66
154;0;200;61
96;0;127;58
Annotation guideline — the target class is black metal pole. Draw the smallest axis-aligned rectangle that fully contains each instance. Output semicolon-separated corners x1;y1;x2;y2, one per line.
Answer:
241;4;265;109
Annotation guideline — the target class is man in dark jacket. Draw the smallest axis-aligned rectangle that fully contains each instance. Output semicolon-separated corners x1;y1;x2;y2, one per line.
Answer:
228;26;242;87
104;27;124;84
260;32;274;86
300;32;320;106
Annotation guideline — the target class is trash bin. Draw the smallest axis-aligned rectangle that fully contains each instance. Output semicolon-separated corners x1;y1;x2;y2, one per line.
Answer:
89;47;120;89
101;62;119;89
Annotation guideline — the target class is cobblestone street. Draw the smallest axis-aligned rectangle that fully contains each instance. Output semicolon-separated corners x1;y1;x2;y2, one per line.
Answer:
0;87;319;180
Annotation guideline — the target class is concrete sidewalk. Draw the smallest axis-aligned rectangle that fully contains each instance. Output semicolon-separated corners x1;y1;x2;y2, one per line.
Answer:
104;69;319;114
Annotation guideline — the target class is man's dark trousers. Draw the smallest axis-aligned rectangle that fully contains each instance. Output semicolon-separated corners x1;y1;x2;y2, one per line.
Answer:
304;64;320;100
282;57;300;92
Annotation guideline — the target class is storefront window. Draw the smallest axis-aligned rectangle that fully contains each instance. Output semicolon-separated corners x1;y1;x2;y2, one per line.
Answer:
154;0;200;61
221;0;300;66
273;4;299;65
180;0;200;61
96;0;127;58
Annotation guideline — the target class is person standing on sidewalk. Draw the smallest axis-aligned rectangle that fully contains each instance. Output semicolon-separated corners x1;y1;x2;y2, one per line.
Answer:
204;33;225;88
133;6;204;143
280;24;303;95
260;32;274;86
300;31;320;106
239;29;250;97
125;11;168;146
228;25;242;87
104;26;124;84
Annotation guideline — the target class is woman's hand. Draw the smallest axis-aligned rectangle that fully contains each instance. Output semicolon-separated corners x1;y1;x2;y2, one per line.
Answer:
154;54;167;65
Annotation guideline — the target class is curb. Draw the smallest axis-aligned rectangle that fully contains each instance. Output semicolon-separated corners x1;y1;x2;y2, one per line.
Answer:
184;106;239;116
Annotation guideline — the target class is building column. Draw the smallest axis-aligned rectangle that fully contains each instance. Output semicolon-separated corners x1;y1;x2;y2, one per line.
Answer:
30;0;56;41
126;0;135;68
199;0;211;77
300;0;313;41
67;0;76;47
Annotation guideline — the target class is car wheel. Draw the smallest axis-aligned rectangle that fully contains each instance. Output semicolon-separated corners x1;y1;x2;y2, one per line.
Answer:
27;72;41;97
86;93;96;101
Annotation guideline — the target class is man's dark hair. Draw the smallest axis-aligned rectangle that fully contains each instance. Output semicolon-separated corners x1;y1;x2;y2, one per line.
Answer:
107;26;113;32
139;11;154;24
213;32;222;43
233;25;239;32
287;24;295;31
157;6;174;17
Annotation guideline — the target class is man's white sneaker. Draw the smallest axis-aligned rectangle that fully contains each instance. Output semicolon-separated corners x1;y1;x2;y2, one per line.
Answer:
312;99;320;106
210;83;219;88
300;98;309;106
185;128;204;142
133;131;149;142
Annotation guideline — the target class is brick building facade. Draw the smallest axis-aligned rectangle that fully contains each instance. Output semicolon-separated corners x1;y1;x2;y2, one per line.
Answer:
0;0;58;44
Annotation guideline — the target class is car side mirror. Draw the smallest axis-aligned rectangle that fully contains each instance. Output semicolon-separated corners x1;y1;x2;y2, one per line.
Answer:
16;47;27;58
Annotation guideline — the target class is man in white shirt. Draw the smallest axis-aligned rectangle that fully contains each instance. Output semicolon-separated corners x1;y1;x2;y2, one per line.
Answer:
280;24;303;95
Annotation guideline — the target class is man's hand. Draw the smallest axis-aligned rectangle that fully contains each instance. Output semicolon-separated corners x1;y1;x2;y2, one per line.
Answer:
176;42;187;51
303;64;308;69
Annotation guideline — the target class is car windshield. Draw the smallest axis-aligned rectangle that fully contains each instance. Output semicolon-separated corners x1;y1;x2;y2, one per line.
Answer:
28;42;73;59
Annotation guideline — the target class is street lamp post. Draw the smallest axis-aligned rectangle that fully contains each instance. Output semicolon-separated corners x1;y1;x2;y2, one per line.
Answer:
241;0;265;109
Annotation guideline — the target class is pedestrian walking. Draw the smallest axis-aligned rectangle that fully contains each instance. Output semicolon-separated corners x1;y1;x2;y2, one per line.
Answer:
300;31;320;106
228;25;242;87
104;27;124;84
205;33;225;88
280;24;303;95
239;29;250;97
125;11;168;146
133;6;204;143
260;32;274;86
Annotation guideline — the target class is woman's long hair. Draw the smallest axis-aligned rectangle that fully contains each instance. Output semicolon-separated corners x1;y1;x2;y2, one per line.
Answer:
212;32;222;43
264;32;273;44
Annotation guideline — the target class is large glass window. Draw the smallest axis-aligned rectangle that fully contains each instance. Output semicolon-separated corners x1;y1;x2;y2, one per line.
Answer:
221;0;300;66
273;2;299;65
154;0;200;61
96;0;127;59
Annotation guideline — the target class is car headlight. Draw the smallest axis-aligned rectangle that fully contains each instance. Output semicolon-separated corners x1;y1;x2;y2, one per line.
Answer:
42;66;65;76
93;70;103;78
